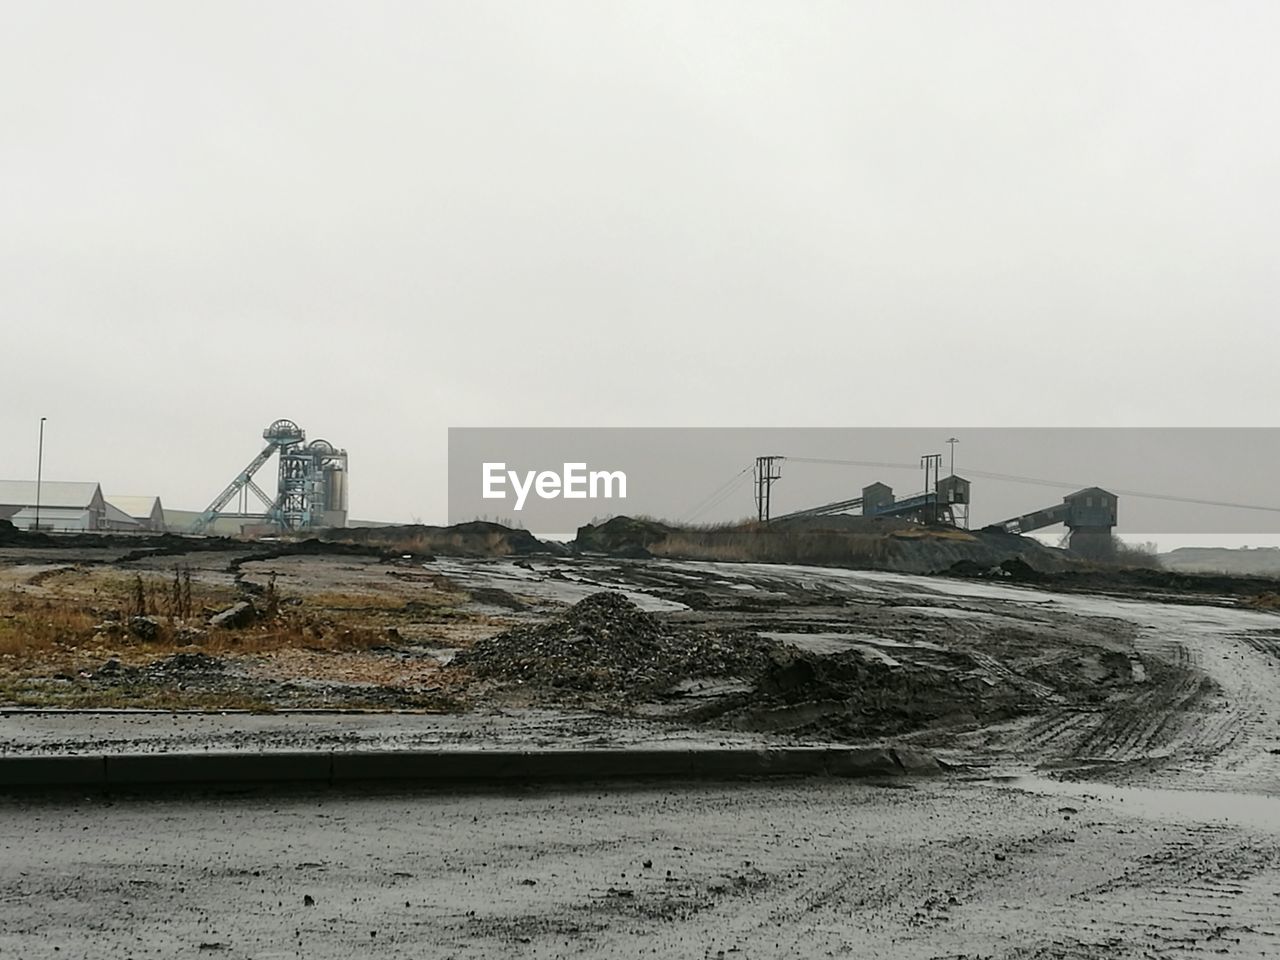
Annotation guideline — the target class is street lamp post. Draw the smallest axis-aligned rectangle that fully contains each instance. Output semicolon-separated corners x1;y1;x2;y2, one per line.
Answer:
35;417;47;532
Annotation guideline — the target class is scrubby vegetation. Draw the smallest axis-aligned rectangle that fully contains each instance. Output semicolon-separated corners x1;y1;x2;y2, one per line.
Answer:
0;564;474;709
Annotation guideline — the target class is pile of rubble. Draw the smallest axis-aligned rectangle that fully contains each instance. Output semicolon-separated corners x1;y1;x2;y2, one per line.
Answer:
708;643;1037;739
455;592;772;695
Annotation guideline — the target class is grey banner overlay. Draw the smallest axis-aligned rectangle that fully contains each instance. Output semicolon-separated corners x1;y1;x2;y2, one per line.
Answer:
448;428;1280;534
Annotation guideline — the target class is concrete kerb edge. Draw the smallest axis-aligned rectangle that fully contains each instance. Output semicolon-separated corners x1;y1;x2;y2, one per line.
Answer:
0;746;940;791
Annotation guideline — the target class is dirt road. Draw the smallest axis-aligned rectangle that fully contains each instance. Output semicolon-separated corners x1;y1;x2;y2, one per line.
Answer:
2;775;1278;959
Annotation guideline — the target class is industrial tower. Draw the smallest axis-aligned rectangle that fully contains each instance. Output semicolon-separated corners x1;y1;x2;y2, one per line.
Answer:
192;419;348;534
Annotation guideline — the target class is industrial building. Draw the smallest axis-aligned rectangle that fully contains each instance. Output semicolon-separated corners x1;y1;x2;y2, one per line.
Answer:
0;481;108;532
768;456;1118;557
0;483;168;534
190;419;348;534
775;475;972;528
991;486;1119;558
105;496;166;533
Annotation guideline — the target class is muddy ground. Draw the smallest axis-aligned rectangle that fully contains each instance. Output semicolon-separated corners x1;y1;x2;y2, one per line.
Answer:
2;542;1279;772
3;541;1280;957
2;774;1280;959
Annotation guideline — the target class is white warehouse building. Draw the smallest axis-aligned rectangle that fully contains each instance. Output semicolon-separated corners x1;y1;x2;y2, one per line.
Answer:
105;495;166;533
0;480;110;532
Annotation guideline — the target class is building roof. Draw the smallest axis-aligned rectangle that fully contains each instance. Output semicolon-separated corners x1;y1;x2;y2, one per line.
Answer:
0;480;102;509
1064;486;1116;501
103;502;141;528
106;495;163;519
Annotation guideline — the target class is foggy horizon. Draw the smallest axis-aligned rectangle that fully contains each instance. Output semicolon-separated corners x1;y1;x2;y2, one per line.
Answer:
4;3;1278;534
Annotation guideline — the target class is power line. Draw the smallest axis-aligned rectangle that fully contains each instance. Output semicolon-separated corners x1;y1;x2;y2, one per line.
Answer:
963;469;1280;514
690;472;752;523
683;465;753;522
787;456;920;471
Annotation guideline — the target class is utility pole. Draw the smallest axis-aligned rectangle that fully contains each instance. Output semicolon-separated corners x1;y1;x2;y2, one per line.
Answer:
35;417;47;532
946;436;959;477
920;452;942;525
754;456;784;524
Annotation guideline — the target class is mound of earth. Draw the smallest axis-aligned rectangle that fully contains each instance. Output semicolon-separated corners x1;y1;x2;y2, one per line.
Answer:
573;517;675;557
715;645;1033;739
323;521;551;557
454;591;773;695
570;515;1067;574
0;517;51;546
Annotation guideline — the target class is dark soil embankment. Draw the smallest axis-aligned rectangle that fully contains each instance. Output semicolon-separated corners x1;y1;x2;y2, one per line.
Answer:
711;645;1032;740
0;518;44;546
573;517;677;557
573;515;1064;574
321;521;554;557
949;560;1280;606
0;519;239;557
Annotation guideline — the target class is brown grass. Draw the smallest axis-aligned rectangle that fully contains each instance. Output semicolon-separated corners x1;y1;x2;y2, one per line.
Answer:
0;562;486;711
0;595;98;657
0;570;416;669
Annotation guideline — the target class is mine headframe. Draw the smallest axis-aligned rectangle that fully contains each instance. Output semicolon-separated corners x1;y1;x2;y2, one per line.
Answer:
191;419;348;535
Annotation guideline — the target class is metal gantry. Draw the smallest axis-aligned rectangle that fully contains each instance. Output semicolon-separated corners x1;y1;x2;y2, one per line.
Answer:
191;419;348;535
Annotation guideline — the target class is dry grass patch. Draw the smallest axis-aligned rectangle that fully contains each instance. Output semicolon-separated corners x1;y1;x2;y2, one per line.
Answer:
0;561;498;709
305;590;413;612
0;593;98;658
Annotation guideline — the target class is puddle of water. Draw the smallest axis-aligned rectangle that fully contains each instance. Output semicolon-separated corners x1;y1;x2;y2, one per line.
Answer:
424;560;688;612
762;631;942;655
1006;774;1280;833
760;632;915;665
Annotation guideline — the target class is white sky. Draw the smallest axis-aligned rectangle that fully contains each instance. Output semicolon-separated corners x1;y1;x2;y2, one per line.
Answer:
3;2;1278;527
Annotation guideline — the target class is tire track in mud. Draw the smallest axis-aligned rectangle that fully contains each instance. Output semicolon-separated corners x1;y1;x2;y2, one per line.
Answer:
890;822;1280;960
669;563;1280;793
944;591;1280;792
979;637;1220;780
656;818;1280;960
1131;619;1280;795
1055;825;1280;959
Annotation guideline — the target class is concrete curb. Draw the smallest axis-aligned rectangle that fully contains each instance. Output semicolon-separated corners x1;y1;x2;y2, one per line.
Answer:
0;746;936;791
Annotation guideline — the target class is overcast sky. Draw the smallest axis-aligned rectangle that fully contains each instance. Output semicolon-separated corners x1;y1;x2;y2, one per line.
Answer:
3;2;1278;524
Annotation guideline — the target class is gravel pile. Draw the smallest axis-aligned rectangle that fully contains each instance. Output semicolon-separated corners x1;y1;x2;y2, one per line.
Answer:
456;592;771;694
